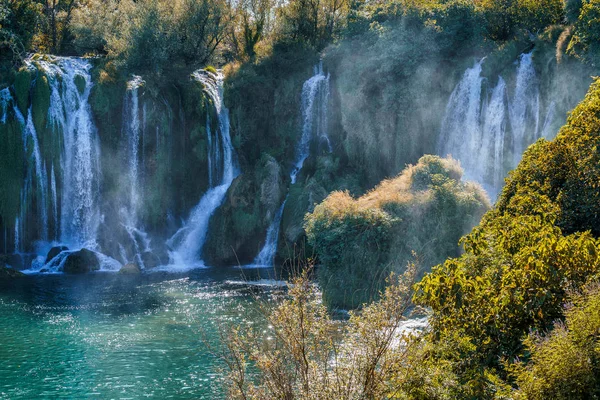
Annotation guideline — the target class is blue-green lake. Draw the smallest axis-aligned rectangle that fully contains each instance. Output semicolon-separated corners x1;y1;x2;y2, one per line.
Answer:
0;268;279;399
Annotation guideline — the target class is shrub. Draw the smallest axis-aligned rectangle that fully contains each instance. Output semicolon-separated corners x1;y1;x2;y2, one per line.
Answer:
305;155;489;309
510;284;600;399
222;264;418;399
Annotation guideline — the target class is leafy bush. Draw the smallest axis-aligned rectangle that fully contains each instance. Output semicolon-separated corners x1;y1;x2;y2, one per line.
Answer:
511;284;600;399
306;155;489;309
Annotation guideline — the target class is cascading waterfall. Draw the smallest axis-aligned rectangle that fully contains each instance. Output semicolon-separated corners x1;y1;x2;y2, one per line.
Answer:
167;70;238;268
119;76;152;268
509;52;540;166
439;52;544;199
253;201;286;267
43;58;101;249
291;62;332;184
123;76;144;225
13;105;49;242
252;63;332;267
0;87;10;123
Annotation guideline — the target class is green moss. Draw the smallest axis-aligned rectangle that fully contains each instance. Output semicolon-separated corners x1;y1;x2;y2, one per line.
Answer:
204;65;217;74
31;74;50;134
74;74;86;95
14;68;32;114
0;120;25;224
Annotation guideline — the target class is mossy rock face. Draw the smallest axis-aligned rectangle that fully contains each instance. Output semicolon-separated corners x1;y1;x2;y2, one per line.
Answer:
74;74;86;95
203;154;286;266
0;265;25;279
32;74;50;136
14;68;33;114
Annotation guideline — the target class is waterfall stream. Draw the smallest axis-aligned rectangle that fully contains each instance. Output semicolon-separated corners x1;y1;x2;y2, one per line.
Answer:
167;70;238;269
40;58;101;249
439;52;551;199
252;63;331;267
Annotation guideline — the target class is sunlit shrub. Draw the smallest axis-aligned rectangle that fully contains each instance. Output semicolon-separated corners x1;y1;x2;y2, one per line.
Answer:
306;155;489;309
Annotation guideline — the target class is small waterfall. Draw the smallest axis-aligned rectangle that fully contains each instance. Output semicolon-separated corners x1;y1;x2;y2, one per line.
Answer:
253;201;286;267
291;62;331;184
14;217;20;253
252;63;332;267
438;60;484;184
482;77;507;191
167;70;238;268
50;165;58;239
541;101;557;139
118;76;153;268
47;58;101;249
123;76;144;225
439;53;541;199
13;106;49;242
1;88;11;123
509;52;540;166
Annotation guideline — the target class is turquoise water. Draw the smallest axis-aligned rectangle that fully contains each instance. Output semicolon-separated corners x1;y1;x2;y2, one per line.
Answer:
0;269;280;399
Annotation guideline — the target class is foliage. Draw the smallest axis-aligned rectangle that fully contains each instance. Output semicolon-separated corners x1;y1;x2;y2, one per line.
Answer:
498;77;600;236
222;264;418;399
306;155;489;309
510;284;600;399
71;0;230;75
567;0;600;66
413;78;600;397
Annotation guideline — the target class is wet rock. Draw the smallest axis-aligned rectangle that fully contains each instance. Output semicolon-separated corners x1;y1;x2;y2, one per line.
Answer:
0;266;25;278
119;262;141;275
45;246;69;264
5;254;24;270
204;155;286;266
141;251;161;269
63;249;100;274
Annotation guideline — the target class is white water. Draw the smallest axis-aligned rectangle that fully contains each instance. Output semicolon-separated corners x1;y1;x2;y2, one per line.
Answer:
13;106;49;242
252;63;332;267
123;76;144;225
509;52;540;166
50;165;58;239
39;58;101;249
0;87;10;124
167;70;238;268
439;53;543;199
117;76;153;268
291;62;331;184
252;201;286;267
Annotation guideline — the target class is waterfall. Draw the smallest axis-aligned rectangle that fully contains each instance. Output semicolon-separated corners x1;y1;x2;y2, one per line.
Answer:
438;60;484;185
253;201;286;267
49;58;101;249
167;70;238;268
117;76;153;267
252;63;332;267
291;62;332;184
439;53;541;199
1;88;10;123
509;52;540;166
50;165;58;239
541;101;557;139
123;76;144;225
13;106;49;242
